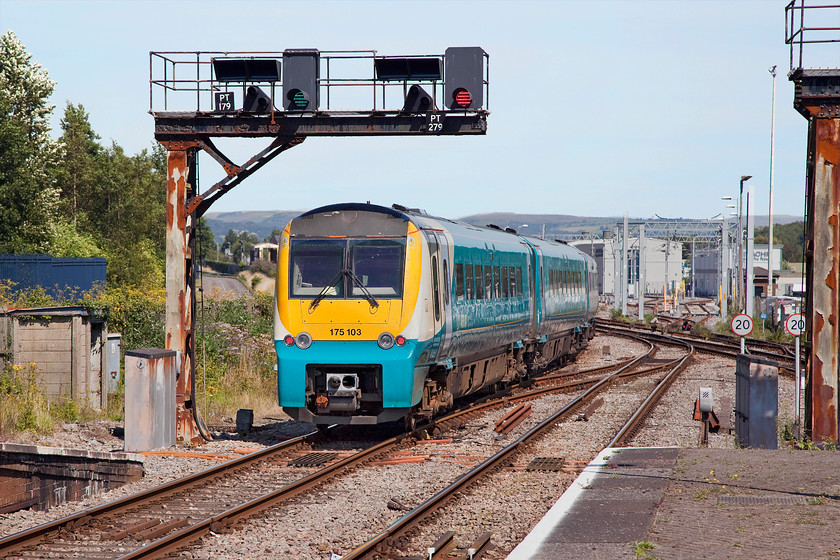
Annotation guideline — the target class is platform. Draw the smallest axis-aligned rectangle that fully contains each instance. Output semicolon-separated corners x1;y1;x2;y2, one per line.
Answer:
507;446;840;559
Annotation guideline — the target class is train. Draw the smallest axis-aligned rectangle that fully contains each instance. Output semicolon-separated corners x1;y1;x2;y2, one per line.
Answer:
273;202;598;428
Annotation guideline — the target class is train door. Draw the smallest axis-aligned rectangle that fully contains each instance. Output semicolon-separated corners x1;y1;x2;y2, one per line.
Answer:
528;243;542;337
424;230;447;362
435;232;453;356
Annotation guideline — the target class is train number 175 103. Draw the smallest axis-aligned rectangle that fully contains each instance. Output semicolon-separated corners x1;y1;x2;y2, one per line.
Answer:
330;328;362;336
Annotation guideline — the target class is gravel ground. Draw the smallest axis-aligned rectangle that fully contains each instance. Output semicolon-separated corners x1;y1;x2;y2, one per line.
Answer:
0;329;803;560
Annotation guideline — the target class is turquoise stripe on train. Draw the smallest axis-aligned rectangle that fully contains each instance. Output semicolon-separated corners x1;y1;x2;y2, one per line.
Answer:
275;339;430;408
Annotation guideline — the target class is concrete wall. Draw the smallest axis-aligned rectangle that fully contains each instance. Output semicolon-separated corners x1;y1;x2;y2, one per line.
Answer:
2;308;107;410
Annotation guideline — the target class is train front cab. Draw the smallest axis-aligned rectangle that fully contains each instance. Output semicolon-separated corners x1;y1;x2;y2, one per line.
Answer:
274;205;428;425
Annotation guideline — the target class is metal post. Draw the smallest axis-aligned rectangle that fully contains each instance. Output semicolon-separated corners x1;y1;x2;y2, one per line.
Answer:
691;238;696;298
746;185;756;318
622;213;628;316
768;66;777;297
613;227;621;311
164;144;202;444
795;335;801;429
638;224;646;321
739;175;751;311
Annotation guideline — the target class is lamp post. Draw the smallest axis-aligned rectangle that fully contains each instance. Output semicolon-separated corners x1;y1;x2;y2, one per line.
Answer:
738;175;752;310
768;65;777;297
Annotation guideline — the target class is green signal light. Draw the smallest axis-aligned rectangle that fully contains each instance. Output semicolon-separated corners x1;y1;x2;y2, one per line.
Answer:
289;89;309;110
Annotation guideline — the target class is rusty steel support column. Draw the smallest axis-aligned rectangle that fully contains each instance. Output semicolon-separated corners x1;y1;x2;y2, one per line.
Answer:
164;142;202;444
792;69;840;442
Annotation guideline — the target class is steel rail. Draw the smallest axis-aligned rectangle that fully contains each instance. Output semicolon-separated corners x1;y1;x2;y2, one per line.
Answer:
608;335;695;448
597;322;796;372
0;430;320;556
338;338;657;560
116;436;402;559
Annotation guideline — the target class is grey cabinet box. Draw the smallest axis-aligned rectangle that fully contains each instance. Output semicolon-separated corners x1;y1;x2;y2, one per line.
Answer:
735;354;778;449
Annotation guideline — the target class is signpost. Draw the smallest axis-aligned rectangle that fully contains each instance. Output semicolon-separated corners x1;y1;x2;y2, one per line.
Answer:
785;313;805;430
730;313;753;353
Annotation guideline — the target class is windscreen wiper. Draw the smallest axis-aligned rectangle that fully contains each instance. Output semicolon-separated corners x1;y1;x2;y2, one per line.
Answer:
345;268;379;309
308;270;344;311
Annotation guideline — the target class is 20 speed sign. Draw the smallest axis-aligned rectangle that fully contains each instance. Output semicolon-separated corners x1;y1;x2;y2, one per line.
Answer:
785;313;805;337
730;313;753;337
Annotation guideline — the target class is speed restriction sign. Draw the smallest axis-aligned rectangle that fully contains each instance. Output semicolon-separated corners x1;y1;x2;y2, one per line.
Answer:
730;313;753;337
785;313;805;337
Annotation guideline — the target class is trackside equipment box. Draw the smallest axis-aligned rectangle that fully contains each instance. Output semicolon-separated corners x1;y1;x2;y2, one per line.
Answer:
124;348;176;452
735;354;778;449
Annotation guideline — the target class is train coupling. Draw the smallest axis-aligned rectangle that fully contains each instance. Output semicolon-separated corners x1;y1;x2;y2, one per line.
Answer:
316;373;361;413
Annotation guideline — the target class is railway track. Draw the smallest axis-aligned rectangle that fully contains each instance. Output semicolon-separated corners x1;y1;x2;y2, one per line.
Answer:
0;429;407;559
340;334;693;559
597;319;797;372
0;332;688;560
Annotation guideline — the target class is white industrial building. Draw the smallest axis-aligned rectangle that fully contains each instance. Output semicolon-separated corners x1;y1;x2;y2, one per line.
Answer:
692;243;784;298
571;237;683;296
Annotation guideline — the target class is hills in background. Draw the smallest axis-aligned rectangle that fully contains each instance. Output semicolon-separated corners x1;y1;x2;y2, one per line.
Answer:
205;209;804;245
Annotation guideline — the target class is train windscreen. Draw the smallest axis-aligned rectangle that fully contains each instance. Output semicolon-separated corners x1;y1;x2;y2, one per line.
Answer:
289;238;405;299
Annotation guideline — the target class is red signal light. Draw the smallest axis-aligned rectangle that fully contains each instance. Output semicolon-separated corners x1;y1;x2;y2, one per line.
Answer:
452;88;472;108
395;335;406;346
284;335;295;346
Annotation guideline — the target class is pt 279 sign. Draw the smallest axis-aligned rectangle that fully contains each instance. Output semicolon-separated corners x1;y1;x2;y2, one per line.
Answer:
425;113;444;133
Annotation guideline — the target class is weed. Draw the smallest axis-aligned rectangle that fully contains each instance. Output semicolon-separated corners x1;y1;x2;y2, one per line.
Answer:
633;541;656;559
695;487;721;500
808;496;826;506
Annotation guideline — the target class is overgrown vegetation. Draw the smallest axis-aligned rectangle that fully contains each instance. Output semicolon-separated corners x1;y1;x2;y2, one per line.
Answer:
0;32;286;434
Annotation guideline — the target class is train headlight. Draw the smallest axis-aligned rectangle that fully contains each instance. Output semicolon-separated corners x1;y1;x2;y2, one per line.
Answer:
283;335;295;346
395;335;406;347
295;332;312;349
377;332;395;350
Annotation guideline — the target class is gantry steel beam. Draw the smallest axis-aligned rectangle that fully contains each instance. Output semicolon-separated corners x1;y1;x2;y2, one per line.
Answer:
153;112;488;139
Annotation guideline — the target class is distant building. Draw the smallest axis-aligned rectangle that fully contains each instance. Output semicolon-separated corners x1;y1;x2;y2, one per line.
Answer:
249;242;278;264
571;238;682;296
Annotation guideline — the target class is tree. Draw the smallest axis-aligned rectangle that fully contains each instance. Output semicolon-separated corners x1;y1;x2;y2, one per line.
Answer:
0;31;61;253
55;102;101;229
195;217;217;262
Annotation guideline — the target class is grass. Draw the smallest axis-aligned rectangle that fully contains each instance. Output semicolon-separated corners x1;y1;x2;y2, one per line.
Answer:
0;362;102;435
2;289;281;438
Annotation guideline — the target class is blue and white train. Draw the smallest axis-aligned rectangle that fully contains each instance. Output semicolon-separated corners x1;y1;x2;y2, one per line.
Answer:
274;203;597;427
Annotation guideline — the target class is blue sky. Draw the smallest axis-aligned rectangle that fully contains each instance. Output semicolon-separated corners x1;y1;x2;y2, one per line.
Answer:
0;0;826;222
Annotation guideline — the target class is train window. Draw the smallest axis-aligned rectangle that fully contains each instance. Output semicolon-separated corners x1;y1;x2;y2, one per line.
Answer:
509;267;517;296
443;260;450;306
485;266;492;299
501;266;509;298
431;255;440;321
454;263;465;301
349;239;405;297
515;267;523;296
475;265;484;300
494;266;501;298
289;239;345;298
465;263;474;299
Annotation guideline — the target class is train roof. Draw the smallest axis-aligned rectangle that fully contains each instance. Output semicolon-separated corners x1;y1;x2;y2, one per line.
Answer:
293;202;595;264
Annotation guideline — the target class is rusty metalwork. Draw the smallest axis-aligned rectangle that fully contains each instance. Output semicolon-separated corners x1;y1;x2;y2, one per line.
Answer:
152;49;489;442
154;113;487;139
787;2;840;441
